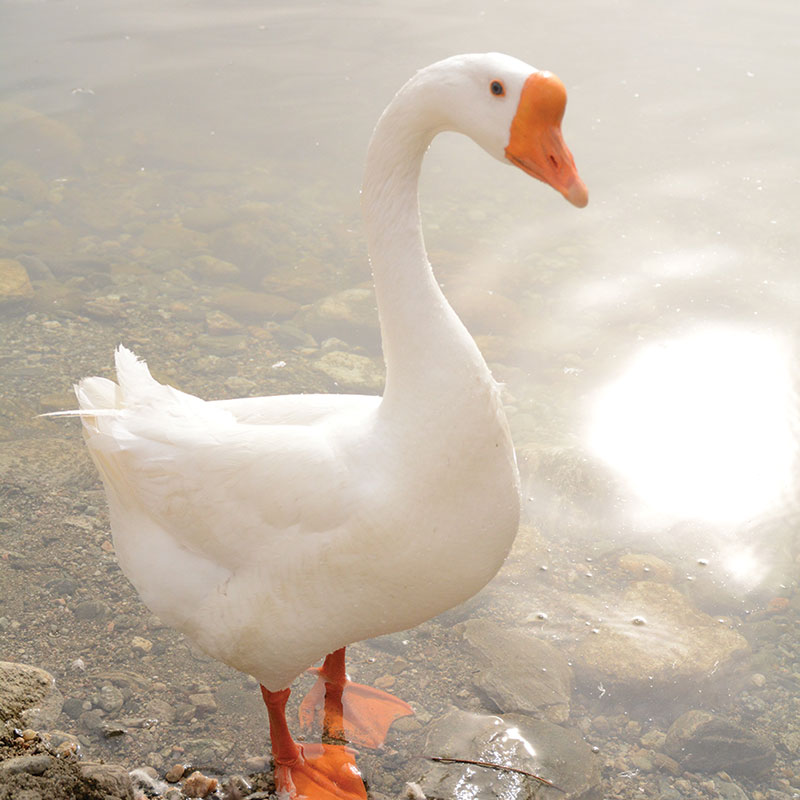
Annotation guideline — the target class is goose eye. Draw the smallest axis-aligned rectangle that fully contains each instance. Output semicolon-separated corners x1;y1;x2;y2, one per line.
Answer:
490;80;505;96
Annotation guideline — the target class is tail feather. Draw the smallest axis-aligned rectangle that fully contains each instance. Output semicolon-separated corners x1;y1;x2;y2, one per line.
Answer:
113;344;157;400
76;376;120;411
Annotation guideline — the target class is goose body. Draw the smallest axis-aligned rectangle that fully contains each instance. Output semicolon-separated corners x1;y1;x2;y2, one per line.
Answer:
80;345;518;690
70;53;586;797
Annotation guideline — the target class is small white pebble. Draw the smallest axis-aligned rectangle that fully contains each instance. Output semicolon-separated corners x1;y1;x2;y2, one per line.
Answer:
405;782;427;800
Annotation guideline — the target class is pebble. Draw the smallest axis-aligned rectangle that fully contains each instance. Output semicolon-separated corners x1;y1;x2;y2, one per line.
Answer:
188;692;218;716
130;635;153;654
206;309;243;335
72;600;110;621
373;674;395;690
165;763;186;782
182;770;218;798
98;684;125;713
243;755;270;773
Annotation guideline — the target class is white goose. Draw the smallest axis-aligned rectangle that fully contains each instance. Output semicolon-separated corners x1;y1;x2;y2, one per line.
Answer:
68;53;586;799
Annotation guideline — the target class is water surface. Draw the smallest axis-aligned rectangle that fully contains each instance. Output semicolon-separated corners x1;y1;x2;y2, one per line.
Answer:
1;1;798;798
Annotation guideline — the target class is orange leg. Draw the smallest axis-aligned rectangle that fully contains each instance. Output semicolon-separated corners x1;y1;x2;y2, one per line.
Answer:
260;685;366;800
298;647;414;749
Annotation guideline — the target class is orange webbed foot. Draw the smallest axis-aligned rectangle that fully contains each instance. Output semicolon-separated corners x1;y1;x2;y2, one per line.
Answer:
299;648;414;749
274;742;367;800
262;684;367;800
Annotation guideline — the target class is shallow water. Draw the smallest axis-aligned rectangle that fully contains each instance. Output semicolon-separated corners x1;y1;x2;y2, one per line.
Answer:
1;1;799;798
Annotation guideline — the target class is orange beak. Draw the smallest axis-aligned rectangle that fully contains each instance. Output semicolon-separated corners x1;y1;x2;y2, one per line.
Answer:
505;71;588;208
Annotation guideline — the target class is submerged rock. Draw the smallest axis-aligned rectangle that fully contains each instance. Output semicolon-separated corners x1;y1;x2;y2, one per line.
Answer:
617;553;675;584
296;286;379;347
0;102;82;172
0;258;33;306
569;582;749;699
664;709;776;776
313;350;384;393
0;661;63;730
418;708;600;799
78;762;135;799
212;287;299;322
461;618;572;722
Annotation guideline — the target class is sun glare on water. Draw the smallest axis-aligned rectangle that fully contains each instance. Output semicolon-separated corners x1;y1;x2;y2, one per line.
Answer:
588;327;796;525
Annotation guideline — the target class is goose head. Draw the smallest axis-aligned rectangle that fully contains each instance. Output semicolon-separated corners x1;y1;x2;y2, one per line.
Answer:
417;53;588;208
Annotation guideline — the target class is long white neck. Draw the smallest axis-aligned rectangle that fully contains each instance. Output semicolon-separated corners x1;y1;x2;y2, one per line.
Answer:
361;72;489;417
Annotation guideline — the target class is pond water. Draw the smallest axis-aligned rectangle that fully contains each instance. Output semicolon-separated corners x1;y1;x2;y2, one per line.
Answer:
1;1;799;798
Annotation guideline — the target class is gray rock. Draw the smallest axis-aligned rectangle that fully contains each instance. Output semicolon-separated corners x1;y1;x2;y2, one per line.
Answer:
80;708;107;732
181;737;233;771
188;692;218;716
715;778;751;800
664;710;776;776
0;661;63;729
145;697;177;724
0;754;52;777
418;707;600;799
98;684;125;713
72;599;111;621
461;618;572;722
79;762;135;800
62;697;85;719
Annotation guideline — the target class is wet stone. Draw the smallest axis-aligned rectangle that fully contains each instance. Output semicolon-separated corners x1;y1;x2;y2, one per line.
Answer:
313;350;384;392
130;636;153;654
188;693;217;716
78;762;135;799
97;685;125;713
461;618;572;722
419;707;600;800
0;258;34;305
165;762;187;782
205;309;243;335
570;581;750;698
664;709;776;776
618;552;675;583
182;770;218;798
189;254;241;281
72;600;111;621
0;661;63;729
62;697;85;719
145;697;176;724
224;375;257;395
212;287;299;322
79;708;105;731
180;737;232;771
296;286;379;345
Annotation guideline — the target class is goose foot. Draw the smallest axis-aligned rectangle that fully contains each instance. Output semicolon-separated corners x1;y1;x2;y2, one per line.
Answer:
298;647;414;749
261;685;367;800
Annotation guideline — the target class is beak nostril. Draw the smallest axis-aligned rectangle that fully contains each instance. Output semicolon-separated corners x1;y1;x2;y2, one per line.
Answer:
548;154;559;170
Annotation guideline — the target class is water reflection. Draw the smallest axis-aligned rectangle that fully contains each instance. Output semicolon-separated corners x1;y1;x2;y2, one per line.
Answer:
588;326;795;524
